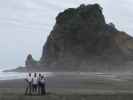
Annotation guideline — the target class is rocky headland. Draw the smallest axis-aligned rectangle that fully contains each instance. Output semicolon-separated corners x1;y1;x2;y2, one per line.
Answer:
8;4;133;72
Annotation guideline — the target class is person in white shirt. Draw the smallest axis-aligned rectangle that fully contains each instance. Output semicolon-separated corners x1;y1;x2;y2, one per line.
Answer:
32;73;38;93
25;73;32;95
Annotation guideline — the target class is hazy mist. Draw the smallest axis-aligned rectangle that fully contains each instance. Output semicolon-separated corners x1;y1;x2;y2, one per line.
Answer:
0;0;132;69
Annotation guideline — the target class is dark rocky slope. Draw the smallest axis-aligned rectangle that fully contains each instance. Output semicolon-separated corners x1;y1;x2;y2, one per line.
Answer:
10;4;133;72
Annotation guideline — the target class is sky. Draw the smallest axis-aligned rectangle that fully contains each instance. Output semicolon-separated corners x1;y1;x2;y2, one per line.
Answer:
0;0;133;70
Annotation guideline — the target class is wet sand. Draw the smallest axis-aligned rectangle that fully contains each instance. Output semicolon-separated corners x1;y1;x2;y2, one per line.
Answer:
0;72;133;100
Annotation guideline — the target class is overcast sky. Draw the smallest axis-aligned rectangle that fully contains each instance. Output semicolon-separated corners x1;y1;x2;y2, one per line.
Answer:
0;0;133;70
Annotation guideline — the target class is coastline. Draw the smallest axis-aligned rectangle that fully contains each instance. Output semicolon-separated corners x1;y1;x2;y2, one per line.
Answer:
0;74;133;100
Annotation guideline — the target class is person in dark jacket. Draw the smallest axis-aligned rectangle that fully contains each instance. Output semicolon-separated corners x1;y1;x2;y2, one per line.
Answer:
40;75;46;95
38;73;42;95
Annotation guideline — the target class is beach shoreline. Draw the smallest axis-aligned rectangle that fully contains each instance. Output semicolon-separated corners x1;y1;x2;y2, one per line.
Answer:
0;74;133;100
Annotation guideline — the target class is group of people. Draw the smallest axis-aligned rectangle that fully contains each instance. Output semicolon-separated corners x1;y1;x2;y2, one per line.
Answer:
25;73;46;95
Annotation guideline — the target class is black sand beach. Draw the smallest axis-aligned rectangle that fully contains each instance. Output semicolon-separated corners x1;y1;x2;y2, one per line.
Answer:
0;72;133;100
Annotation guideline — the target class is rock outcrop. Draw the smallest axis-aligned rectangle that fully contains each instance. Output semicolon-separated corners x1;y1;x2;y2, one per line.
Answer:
25;54;38;67
9;4;133;72
39;4;133;71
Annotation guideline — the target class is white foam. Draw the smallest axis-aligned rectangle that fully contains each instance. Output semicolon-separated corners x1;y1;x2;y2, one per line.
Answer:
0;72;53;80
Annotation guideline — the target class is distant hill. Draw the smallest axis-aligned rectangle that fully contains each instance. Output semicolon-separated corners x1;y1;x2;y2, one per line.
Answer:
9;4;133;72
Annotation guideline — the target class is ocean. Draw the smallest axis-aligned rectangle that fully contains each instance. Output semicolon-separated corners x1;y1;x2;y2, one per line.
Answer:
0;69;133;81
0;71;53;80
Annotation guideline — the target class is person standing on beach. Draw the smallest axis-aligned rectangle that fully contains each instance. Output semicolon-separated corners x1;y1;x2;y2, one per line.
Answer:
38;73;42;94
25;73;32;95
32;73;38;94
40;75;46;95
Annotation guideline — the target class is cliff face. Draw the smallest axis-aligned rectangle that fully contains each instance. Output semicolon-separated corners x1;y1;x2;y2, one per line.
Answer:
29;4;133;71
